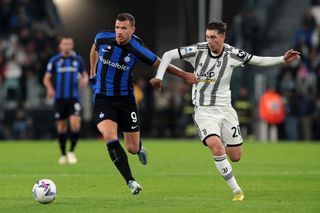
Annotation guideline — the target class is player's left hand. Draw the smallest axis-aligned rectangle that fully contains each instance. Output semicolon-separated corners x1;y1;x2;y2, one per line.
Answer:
283;49;300;63
184;72;197;84
149;78;162;89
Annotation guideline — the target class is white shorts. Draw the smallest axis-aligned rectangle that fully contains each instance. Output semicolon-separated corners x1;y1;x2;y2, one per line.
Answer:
193;105;243;147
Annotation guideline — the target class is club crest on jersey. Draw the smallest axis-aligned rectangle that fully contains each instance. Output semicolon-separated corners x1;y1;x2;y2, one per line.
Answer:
72;60;79;67
124;55;131;63
58;59;64;66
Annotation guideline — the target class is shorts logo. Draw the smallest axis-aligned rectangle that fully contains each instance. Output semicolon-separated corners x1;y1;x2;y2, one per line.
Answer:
131;125;138;130
55;113;60;119
74;103;81;112
99;112;104;119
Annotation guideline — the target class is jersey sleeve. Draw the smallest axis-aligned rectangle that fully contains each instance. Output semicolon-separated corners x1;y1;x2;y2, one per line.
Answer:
178;44;197;59
230;47;253;66
46;57;55;73
130;38;157;65
76;56;85;73
178;44;197;65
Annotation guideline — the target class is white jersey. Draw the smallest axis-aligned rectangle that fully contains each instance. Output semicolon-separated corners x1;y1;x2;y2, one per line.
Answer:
178;43;252;107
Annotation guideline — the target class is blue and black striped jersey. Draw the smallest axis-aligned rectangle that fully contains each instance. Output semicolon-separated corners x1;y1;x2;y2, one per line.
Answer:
93;31;157;97
46;52;85;100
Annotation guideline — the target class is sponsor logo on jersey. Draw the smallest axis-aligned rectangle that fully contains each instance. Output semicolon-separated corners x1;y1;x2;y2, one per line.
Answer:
57;67;78;73
99;56;128;71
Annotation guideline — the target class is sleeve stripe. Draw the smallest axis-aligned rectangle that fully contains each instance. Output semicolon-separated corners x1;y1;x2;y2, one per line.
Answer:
178;48;182;59
243;54;253;65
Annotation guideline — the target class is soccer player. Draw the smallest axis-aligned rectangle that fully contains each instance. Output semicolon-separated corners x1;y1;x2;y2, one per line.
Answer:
150;21;300;201
43;36;89;165
89;13;195;195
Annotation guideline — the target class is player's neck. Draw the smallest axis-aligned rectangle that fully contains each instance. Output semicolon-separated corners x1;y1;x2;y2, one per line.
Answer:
61;52;72;57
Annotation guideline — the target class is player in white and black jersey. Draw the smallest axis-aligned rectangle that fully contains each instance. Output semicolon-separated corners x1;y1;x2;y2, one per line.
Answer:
150;21;300;201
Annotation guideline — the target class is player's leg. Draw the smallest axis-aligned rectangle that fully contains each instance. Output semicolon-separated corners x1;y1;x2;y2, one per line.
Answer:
123;131;147;165
56;119;68;164
205;136;243;199
120;106;148;165
226;146;242;162
67;115;81;164
97;119;137;191
194;106;243;201
220;107;244;201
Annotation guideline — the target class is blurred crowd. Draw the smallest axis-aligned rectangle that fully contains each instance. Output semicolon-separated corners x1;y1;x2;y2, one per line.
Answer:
276;0;320;140
0;0;59;139
0;0;58;109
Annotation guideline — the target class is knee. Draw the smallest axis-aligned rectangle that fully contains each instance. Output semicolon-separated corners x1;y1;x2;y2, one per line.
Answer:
125;143;139;154
101;131;116;142
229;154;241;162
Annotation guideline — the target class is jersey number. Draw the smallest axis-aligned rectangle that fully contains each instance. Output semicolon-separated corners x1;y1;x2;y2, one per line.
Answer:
231;125;241;138
131;112;137;123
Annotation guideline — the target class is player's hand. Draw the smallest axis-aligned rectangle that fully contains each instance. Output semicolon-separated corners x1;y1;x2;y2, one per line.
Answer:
47;88;55;99
283;49;300;63
149;78;162;89
80;77;89;88
184;72;197;84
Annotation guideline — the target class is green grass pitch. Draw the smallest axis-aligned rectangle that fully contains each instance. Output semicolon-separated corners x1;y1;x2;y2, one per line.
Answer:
0;139;319;213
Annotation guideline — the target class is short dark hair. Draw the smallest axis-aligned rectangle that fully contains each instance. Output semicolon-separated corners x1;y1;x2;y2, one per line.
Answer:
206;21;227;35
116;13;135;26
58;35;72;42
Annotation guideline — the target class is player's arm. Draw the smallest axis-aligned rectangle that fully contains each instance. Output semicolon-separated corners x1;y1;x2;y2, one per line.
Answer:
43;72;55;99
248;49;300;66
80;70;89;88
150;49;195;88
90;44;98;78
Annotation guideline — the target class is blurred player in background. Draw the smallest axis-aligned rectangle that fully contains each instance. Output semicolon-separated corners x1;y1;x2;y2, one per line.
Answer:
43;36;89;164
89;13;195;194
150;21;300;201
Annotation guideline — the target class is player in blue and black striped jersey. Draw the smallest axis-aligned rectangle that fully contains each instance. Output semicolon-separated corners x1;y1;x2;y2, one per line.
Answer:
43;36;89;165
89;13;196;194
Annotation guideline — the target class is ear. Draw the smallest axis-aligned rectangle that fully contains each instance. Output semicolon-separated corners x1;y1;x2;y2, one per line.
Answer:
132;26;136;34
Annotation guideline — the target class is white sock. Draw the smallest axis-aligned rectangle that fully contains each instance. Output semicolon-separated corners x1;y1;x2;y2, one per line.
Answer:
213;154;241;193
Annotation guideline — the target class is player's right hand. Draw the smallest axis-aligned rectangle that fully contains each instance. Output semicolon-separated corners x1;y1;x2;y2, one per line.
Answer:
47;88;55;99
149;78;162;89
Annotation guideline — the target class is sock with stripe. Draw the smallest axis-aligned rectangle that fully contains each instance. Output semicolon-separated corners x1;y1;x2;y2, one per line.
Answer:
107;139;134;184
213;154;242;193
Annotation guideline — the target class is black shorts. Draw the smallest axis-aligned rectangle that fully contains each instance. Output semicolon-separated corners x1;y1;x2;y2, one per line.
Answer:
93;95;139;132
54;99;82;120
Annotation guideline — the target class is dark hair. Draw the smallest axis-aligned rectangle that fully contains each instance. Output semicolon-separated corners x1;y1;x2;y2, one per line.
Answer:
206;21;227;35
58;35;73;43
116;13;135;26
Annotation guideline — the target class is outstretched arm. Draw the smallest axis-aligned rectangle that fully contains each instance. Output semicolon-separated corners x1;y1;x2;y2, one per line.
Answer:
248;49;300;66
150;49;195;88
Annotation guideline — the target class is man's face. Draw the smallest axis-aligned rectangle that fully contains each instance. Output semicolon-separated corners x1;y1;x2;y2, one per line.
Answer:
115;20;135;45
59;38;74;55
206;29;225;54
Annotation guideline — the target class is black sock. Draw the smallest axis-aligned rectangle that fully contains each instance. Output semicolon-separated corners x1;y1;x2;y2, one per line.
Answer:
69;131;79;152
138;140;142;153
58;133;67;155
107;140;134;184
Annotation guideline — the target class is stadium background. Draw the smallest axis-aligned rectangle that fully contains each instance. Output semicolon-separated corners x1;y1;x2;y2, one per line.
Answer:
0;0;319;141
